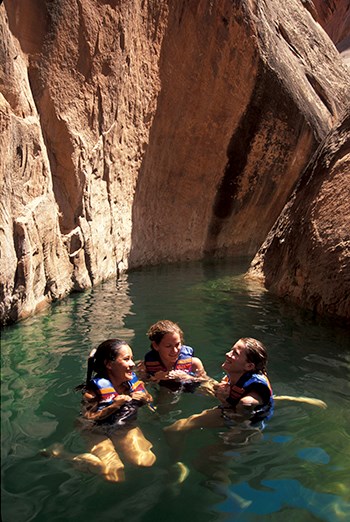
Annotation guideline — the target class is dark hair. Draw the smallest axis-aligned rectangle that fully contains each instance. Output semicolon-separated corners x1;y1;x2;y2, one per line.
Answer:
147;320;184;348
76;339;129;391
241;337;268;374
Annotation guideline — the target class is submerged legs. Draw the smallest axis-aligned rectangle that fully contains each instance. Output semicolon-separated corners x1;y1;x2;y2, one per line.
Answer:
112;427;156;467
87;436;126;482
164;406;224;432
41;426;155;483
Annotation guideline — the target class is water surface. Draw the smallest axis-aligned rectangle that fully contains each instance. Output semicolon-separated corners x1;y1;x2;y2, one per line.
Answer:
1;259;350;522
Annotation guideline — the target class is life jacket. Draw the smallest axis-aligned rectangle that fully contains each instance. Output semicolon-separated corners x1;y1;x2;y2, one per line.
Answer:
89;372;147;426
91;372;146;410
221;371;274;425
144;345;199;392
144;345;194;375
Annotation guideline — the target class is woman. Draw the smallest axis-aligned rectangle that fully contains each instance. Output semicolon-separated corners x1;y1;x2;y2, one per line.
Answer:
138;320;207;391
164;337;274;432
164;337;325;480
44;339;156;482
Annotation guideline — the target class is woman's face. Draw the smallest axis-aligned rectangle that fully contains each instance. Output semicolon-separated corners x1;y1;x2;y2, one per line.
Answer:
106;344;135;383
222;339;254;375
153;332;181;369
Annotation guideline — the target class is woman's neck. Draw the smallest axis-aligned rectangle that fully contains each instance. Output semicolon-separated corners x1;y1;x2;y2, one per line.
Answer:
161;359;175;371
106;373;128;393
227;369;250;385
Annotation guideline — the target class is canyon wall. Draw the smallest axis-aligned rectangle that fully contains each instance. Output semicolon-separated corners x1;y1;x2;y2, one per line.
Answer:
313;0;350;46
0;0;349;325
247;108;350;323
312;0;350;65
130;0;349;266
1;0;168;323
246;0;350;324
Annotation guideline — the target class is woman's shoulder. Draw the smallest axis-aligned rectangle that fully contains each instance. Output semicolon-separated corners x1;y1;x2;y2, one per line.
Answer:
90;376;115;391
244;373;273;401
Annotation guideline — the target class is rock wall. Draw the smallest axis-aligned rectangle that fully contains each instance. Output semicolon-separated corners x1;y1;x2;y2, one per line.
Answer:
312;0;350;65
312;0;350;45
0;0;349;325
130;0;349;266
1;0;168;323
247;108;350;324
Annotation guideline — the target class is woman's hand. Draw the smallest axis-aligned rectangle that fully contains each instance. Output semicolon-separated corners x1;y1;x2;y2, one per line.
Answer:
82;393;132;421
167;369;192;380
130;390;153;404
83;391;96;401
152;369;196;381
150;370;169;382
215;382;230;404
112;394;132;407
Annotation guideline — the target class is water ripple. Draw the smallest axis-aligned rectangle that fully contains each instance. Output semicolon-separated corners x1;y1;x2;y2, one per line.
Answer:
1;259;350;522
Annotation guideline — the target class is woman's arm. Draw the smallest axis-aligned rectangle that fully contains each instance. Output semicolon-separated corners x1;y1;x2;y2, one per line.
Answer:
234;390;264;419
191;357;207;379
130;388;153;404
81;391;132;421
214;381;231;404
165;357;208;382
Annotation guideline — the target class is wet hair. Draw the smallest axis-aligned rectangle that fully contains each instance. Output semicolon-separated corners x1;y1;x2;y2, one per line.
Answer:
147;320;184;348
76;339;129;390
240;337;268;374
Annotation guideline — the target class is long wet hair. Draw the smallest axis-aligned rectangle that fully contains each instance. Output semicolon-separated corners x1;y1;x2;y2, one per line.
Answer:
76;339;129;391
240;337;268;375
147;320;184;348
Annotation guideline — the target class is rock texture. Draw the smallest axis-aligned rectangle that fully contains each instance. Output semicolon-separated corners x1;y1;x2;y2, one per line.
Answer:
0;0;349;325
1;0;167;323
312;0;350;65
247;108;350;324
130;0;349;265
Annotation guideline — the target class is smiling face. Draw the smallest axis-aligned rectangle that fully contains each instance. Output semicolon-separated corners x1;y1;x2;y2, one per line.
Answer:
106;344;135;385
152;332;182;370
222;339;255;377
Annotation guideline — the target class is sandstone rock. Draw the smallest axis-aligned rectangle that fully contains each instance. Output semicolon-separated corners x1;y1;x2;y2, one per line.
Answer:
1;0;167;324
130;0;349;266
0;13;73;323
247;108;350;324
0;0;349;325
312;0;350;45
312;0;350;65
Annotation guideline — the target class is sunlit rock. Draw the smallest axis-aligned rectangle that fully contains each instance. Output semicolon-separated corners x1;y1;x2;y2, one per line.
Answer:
0;0;349;324
247;108;350;324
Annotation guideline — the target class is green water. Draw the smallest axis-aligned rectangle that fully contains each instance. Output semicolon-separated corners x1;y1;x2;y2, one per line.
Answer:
1;259;350;522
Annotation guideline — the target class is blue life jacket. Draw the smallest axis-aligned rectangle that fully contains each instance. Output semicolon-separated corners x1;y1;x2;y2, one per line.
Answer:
91;372;145;409
222;371;274;425
89;372;147;426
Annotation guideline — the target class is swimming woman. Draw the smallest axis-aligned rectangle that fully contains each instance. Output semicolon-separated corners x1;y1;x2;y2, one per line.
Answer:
165;337;274;432
78;338;156;481
138;320;207;391
44;339;156;482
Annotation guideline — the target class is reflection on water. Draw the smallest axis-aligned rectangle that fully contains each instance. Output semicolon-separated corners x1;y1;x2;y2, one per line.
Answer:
1;258;350;522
